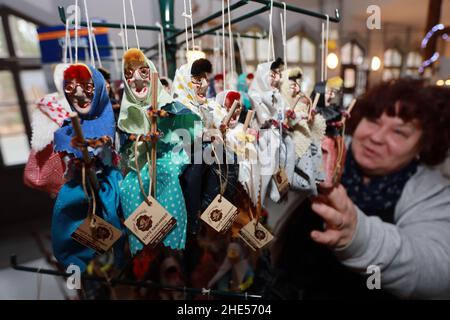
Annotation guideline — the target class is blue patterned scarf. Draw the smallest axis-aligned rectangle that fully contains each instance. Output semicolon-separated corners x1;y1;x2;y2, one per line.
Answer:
341;145;418;223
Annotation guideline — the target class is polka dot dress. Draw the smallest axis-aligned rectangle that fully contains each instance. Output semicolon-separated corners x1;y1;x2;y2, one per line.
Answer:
120;152;189;256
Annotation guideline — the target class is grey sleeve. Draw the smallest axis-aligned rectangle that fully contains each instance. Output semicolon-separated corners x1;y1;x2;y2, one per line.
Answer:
334;186;450;299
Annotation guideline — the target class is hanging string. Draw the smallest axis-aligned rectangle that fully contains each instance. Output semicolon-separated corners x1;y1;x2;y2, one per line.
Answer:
211;142;229;200
213;31;221;74
82;0;95;66
321;22;325;82
74;0;79;63
226;0;234;87
267;0;275;62
188;0;195;50
119;24;125;50
91;21;103;68
156;22;168;78
221;0;227;87
182;0;190;55
63;18;72;64
280;2;287;70
63;19;68;63
129;0;140;50
122;0;129;51
324;14;330;80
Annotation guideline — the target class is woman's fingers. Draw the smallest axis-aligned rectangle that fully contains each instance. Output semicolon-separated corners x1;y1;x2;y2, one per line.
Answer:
310;229;341;247
321;184;349;213
311;201;344;229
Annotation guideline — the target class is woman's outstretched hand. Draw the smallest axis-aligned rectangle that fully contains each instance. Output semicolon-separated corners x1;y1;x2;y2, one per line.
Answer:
310;184;358;249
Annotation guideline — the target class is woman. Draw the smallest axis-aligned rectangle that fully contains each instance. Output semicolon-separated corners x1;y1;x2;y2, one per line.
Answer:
263;79;450;299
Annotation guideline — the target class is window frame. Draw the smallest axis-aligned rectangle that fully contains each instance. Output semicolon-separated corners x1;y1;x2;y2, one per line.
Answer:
382;47;403;81
340;40;368;99
0;5;47;169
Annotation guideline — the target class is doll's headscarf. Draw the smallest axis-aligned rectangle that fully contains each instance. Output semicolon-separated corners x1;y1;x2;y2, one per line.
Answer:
118;48;173;135
172;62;201;115
249;61;273;96
54;64;115;158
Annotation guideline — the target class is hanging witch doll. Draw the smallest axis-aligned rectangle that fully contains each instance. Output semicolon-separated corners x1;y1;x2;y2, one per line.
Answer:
248;58;296;204
310;77;349;188
280;67;327;196
52;63;125;271
118;48;200;255
172;58;240;235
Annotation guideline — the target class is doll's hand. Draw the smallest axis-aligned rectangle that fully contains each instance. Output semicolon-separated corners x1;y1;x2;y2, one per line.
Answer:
219;123;228;134
310;184;358;249
71;136;87;149
285;109;296;120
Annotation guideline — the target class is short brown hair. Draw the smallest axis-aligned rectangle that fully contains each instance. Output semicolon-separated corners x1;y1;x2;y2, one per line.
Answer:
346;79;450;166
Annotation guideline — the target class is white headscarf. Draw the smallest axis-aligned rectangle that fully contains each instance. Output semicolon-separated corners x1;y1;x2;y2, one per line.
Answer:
172;62;226;130
248;61;287;128
30;63;71;152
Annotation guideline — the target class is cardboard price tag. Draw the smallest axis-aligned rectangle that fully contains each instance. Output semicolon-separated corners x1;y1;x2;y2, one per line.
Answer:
124;196;176;247
200;194;239;233
72;216;122;254
238;219;274;251
273;168;289;197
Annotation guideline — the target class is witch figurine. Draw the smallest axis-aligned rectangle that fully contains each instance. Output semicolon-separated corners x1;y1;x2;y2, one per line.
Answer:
24;63;72;196
52;63;125;271
280;67;326;196
248;58;296;204
310;76;348;188
173;58;240;235
118;48;199;255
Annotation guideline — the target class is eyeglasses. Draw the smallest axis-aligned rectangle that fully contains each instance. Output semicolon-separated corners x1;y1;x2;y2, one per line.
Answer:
191;75;208;86
124;66;150;80
64;81;94;95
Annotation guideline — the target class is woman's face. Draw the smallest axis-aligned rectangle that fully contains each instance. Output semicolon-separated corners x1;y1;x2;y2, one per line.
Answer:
352;112;423;176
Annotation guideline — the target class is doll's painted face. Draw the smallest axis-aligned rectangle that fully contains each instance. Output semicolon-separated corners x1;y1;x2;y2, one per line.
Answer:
214;79;224;94
64;65;94;116
289;79;301;97
325;87;339;106
270;68;282;89
124;61;150;101
191;73;209;104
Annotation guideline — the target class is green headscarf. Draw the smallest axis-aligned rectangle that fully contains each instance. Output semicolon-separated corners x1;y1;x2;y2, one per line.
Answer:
118;49;200;172
118;48;173;135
